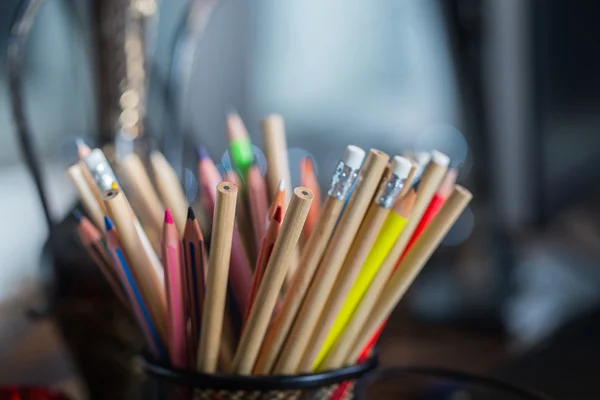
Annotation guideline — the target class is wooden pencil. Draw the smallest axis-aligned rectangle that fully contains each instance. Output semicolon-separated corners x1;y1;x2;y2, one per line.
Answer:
150;151;188;236
75;211;128;307
104;184;168;343
247;163;269;253
197;182;238;373
340;186;472;366
104;216;166;360
244;205;282;325
67;164;105;230
253;145;365;374
182;206;207;367
300;156;412;371
274;149;389;374
162;209;188;369
231;187;314;374
262;114;292;205
300;157;321;242
118;153;164;237
319;152;450;369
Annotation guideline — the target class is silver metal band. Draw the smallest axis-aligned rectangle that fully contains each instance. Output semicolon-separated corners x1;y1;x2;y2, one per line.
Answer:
328;161;360;201
377;174;405;208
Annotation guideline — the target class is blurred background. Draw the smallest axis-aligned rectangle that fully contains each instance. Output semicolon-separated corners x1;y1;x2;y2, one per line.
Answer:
0;0;599;398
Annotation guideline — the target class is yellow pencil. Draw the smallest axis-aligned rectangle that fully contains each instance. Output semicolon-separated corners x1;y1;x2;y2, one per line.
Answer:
313;189;416;370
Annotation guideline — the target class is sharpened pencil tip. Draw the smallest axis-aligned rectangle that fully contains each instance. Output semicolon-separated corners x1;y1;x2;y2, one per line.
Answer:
272;206;283;223
165;208;174;224
187;206;196;220
278;179;285;191
73;209;83;222
196;146;209;161
104;216;113;231
75;138;86;148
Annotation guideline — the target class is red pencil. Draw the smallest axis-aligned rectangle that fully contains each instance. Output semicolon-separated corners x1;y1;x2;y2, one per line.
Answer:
244;205;282;325
162;209;188;369
182;207;207;367
75;211;128;307
403;169;457;256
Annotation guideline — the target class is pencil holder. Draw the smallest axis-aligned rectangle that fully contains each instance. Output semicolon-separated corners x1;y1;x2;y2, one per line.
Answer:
140;354;377;400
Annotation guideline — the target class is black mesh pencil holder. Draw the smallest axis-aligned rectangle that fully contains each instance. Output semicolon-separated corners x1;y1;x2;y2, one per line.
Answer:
140;354;378;400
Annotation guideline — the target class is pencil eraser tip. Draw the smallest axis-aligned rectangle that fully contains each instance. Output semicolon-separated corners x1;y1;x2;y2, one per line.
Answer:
414;151;431;166
343;145;365;169
391;156;413;179
430;150;451;167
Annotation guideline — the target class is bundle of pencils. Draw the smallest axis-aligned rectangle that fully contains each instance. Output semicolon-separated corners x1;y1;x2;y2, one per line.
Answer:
68;113;471;377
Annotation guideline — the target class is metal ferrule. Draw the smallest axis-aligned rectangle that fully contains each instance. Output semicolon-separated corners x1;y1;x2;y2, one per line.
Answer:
83;151;119;194
328;161;360;201
377;174;406;208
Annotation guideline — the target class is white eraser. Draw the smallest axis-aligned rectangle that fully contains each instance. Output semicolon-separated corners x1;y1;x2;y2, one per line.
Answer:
343;145;366;169
390;156;413;179
430;150;450;167
414;151;431;167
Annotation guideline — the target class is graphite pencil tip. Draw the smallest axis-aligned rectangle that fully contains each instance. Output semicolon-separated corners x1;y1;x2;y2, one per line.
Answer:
187;206;196;220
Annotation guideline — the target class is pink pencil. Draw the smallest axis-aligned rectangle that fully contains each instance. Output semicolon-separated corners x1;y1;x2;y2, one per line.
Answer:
162;209;188;369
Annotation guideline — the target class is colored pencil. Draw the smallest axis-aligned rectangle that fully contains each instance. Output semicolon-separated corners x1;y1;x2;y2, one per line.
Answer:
247;163;269;253
163;209;188;369
226;112;255;180
182;206;207;367
244;205;282;325
232;187;314;374
403;168;458;255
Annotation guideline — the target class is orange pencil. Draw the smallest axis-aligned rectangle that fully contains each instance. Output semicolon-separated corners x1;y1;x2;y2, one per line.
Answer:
268;179;286;223
247;163;269;252
162;209;188;369
182;207;207;367
244;205;282;325
300;157;321;241
75;210;128;307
